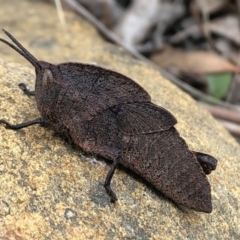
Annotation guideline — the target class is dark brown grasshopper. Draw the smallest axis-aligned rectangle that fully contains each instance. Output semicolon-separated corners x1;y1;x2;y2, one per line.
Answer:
0;30;217;213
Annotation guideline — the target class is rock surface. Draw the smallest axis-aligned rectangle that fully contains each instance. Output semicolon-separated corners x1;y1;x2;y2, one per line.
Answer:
0;0;240;239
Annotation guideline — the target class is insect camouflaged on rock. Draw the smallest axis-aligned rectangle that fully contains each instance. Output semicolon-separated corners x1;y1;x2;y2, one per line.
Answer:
0;30;217;213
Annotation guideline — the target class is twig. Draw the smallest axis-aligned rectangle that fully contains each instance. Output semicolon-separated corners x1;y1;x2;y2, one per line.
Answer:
200;103;240;123
190;2;221;54
54;0;68;31
217;119;240;136
62;0;239;110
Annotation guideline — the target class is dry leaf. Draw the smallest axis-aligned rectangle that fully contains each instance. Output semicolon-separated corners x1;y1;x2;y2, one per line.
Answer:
150;46;240;74
195;0;227;14
208;15;240;45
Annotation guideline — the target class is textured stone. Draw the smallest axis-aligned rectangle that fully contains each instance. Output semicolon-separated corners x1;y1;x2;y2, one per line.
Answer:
0;0;240;239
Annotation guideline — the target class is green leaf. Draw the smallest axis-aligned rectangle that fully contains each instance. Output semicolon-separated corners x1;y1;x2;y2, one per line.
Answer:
207;72;232;99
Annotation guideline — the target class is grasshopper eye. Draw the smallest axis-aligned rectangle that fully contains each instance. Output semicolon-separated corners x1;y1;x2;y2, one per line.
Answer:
42;69;53;90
